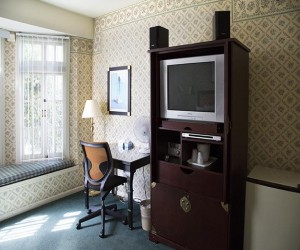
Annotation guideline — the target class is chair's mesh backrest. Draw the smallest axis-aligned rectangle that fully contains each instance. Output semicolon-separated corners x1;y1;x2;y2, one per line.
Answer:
84;146;108;180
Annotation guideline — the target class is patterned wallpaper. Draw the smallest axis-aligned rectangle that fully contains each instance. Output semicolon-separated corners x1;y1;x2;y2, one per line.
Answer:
232;0;299;22
69;37;94;164
4;41;16;164
2;0;300;200
233;12;300;171
93;0;300;180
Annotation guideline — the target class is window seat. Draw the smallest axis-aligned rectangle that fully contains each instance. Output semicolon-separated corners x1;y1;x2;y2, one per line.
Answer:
0;160;83;222
0;159;75;187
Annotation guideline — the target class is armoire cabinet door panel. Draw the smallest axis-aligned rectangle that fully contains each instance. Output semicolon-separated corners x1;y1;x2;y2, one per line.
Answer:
186;194;229;250
151;183;188;247
151;183;229;250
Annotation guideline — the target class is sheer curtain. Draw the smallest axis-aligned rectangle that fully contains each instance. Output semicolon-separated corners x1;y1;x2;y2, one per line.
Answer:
0;38;4;164
16;34;70;162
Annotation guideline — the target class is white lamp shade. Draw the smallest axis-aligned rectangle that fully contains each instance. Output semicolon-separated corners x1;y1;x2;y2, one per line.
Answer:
82;100;101;118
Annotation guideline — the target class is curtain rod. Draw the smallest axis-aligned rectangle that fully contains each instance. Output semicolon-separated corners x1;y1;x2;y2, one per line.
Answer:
16;33;69;40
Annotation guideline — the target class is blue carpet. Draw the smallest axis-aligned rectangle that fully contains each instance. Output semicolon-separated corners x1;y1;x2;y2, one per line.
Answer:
0;192;172;250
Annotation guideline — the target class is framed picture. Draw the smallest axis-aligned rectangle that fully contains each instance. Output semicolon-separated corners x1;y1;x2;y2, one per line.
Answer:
107;66;131;116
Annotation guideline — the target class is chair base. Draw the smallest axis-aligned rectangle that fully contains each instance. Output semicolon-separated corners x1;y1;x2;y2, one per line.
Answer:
76;203;127;238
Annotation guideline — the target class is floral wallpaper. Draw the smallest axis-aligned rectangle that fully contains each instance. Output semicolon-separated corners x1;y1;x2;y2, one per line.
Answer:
93;0;300;180
2;0;300;201
4;41;16;164
69;37;94;164
232;0;300;21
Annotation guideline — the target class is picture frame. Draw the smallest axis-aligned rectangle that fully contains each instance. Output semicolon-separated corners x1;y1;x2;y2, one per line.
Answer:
107;66;131;116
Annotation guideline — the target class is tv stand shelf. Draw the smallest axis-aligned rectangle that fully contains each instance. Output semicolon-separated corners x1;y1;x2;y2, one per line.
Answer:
149;39;250;250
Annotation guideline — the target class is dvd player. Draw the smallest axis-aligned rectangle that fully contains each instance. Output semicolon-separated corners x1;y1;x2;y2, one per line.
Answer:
182;132;222;142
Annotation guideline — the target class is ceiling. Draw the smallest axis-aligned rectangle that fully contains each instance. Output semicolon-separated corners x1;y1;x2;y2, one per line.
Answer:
0;0;145;37
41;0;145;18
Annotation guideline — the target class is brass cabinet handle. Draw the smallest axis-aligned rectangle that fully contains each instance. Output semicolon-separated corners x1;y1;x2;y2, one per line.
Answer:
180;196;191;213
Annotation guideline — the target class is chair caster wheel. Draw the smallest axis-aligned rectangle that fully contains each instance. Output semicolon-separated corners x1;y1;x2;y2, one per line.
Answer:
87;209;92;214
122;218;128;225
99;233;105;238
76;223;81;230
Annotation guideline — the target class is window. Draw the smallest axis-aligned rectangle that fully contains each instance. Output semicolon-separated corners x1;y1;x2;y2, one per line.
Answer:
16;34;69;161
0;38;4;164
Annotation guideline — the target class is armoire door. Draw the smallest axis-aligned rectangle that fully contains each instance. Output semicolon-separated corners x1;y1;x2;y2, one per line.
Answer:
151;183;188;248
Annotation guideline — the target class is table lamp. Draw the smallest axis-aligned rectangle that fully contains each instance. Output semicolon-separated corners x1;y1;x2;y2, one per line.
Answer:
82;100;101;136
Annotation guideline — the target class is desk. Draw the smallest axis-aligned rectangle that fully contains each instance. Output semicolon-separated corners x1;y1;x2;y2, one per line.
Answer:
110;144;150;230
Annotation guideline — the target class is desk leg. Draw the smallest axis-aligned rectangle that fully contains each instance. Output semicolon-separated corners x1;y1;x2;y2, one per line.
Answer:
126;169;135;230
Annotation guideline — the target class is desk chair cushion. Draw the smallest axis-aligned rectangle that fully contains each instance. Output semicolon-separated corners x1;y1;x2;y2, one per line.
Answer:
87;175;127;193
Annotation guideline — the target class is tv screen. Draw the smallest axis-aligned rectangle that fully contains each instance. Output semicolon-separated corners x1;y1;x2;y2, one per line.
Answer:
160;54;224;123
167;62;215;112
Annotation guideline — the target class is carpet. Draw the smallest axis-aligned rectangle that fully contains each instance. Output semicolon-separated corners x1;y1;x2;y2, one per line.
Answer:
0;191;172;250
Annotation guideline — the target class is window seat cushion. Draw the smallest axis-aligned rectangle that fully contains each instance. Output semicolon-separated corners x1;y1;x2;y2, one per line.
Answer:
0;159;75;187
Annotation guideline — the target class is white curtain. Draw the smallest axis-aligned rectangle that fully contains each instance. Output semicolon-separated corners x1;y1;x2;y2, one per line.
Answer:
0;38;4;164
16;34;70;162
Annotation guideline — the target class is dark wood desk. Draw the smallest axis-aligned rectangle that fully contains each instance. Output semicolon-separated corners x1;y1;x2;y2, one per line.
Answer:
110;144;150;230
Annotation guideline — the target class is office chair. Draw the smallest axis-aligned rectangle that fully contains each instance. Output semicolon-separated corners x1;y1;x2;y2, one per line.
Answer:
76;141;128;238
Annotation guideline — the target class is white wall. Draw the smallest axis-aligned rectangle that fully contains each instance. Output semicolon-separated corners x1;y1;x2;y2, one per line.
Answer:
0;0;94;39
244;183;300;250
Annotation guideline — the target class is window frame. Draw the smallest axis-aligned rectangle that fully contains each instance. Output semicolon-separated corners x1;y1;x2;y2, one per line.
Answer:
16;34;70;162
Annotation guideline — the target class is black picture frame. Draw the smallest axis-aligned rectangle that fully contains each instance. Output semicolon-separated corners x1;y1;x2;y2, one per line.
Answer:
107;66;131;116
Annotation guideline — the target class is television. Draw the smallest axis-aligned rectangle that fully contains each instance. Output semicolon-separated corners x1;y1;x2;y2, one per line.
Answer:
160;54;225;123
